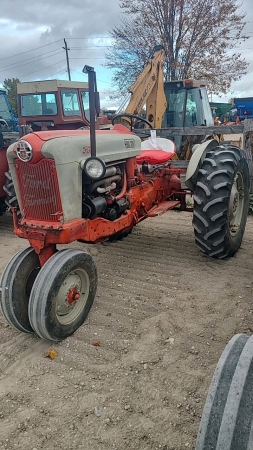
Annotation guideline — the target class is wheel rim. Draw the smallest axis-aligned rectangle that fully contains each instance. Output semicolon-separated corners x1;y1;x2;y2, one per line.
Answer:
55;268;90;325
229;171;245;236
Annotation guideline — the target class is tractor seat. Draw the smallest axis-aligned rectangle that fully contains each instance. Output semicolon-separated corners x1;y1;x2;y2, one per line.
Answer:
137;138;176;165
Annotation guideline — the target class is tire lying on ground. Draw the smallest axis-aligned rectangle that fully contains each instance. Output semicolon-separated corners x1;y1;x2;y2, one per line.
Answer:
195;333;253;450
193;145;250;259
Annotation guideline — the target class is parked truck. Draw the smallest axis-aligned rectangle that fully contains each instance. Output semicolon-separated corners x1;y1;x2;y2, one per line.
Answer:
233;96;253;121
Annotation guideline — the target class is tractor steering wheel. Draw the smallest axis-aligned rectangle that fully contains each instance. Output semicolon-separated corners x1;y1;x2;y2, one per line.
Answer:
112;113;153;139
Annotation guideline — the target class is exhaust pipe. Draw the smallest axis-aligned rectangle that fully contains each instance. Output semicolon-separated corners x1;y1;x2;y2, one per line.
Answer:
82;65;100;158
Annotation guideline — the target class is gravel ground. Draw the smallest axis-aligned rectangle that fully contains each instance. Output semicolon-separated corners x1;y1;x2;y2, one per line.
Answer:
0;210;253;450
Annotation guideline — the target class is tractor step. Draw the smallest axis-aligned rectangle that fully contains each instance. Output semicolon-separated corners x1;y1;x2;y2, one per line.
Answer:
147;200;180;217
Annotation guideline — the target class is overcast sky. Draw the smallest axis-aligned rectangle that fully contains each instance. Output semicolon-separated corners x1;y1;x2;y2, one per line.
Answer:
0;0;252;107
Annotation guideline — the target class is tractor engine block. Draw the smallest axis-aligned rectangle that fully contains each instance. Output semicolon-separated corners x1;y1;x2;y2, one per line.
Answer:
82;163;129;220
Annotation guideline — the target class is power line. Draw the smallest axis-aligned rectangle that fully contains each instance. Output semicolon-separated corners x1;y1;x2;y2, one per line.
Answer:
70;69;84;76
0;45;113;70
70;68;112;85
67;36;112;40
70;58;107;60
2;34;251;70
20;59;66;79
1;47;63;69
40;69;68;80
0;39;63;61
69;46;113;49
0;50;63;72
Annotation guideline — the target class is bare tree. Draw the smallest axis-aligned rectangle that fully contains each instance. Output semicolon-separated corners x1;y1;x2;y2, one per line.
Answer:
105;0;248;96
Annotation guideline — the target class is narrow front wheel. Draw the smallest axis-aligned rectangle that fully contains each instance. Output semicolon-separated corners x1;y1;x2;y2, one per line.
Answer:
28;249;97;342
0;247;40;333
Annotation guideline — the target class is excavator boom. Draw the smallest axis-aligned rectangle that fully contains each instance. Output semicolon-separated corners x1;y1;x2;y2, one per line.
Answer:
125;48;167;128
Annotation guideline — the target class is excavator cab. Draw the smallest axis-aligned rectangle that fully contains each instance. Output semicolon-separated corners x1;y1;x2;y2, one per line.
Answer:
163;79;213;128
162;79;214;153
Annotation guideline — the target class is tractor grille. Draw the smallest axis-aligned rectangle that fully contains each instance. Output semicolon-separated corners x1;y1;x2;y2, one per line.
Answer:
15;158;62;221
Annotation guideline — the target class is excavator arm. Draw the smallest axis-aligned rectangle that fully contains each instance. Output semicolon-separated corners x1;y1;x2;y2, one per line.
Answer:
125;47;167;128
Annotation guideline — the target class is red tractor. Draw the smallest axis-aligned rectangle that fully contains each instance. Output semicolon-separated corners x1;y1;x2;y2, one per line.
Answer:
17;78;99;131
0;67;250;343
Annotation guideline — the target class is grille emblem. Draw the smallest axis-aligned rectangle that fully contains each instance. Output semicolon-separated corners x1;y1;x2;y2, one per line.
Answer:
16;140;33;162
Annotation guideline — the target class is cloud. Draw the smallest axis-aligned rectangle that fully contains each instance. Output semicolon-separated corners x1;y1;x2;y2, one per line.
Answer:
0;0;121;87
0;0;121;34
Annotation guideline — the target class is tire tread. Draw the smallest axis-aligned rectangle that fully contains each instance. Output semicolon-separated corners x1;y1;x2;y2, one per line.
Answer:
193;145;250;258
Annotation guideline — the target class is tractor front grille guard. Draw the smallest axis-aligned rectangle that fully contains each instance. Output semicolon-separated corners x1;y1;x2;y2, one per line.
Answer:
15;158;62;222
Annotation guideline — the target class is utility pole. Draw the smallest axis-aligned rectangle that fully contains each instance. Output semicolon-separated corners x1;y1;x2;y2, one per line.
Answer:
63;39;71;81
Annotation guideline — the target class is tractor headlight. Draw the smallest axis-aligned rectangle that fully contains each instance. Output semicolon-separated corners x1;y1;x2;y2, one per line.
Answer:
81;157;106;180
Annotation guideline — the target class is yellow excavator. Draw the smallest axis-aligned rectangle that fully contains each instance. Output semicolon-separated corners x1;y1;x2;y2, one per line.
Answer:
112;45;216;159
123;45;167;128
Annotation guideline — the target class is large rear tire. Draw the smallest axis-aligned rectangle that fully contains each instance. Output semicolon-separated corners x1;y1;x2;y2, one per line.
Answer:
0;200;7;216
195;334;253;450
193;145;250;258
28;249;97;342
3;170;20;213
0;247;40;333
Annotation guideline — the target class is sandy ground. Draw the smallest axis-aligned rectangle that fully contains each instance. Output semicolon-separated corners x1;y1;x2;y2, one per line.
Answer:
1;210;253;450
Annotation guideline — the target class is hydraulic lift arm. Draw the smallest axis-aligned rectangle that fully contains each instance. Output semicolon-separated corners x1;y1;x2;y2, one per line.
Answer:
125;47;167;128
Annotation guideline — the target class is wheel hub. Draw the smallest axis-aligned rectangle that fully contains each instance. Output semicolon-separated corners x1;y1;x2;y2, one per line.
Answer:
230;184;239;219
55;269;90;325
67;287;80;305
229;172;245;236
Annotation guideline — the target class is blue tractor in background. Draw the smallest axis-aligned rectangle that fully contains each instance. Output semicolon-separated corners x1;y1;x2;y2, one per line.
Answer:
0;89;19;132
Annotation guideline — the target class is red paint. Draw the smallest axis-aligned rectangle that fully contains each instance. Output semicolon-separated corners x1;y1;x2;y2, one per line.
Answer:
38;245;57;266
21;124;135;144
0;146;9;197
67;288;80;305
11;128;190;268
13;161;187;255
15;158;62;221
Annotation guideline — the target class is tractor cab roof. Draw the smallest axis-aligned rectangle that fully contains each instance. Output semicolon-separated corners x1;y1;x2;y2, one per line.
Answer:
17;79;89;94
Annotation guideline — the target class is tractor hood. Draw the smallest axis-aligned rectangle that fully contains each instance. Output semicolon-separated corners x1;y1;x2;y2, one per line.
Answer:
6;125;142;222
7;126;142;165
